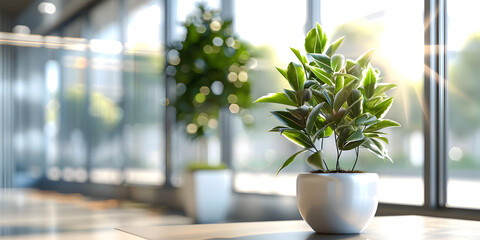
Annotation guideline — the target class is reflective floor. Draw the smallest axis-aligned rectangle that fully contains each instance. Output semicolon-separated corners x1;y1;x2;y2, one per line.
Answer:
0;189;192;239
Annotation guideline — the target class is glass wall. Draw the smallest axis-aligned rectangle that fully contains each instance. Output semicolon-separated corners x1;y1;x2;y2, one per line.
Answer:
9;0;478;213
123;0;165;185
231;0;309;195
230;0;425;205
14;0;166;186
169;0;222;187
319;0;425;205
446;0;480;209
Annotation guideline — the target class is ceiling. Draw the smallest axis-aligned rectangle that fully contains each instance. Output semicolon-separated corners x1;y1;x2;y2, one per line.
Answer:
0;0;35;17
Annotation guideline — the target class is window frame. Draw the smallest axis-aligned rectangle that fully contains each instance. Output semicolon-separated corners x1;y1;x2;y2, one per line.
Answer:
26;0;480;218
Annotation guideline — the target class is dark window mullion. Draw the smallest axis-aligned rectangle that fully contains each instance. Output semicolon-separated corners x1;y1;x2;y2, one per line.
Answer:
164;0;175;188
424;0;447;209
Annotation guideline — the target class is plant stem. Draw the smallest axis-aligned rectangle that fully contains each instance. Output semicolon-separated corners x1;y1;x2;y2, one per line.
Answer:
334;134;340;171
352;147;359;171
336;150;342;171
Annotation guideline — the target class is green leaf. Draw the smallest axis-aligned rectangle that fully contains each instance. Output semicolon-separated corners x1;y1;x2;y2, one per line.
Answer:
337;128;351;149
306;103;324;135
363;66;377;99
333;80;356;111
307;150;325;170
313;121;334;139
271;111;305;130
356;49;375;69
342;139;366;150
284;89;298;106
365;96;382;109
333;89;349;112
354;113;377;125
304;80;318;89
287;62;306;91
347;128;364;142
372;83;398;98
334;73;360;81
346;60;362;78
305;23;327;54
255;92;297;106
373;135;389;145
311;89;332;107
372;97;394;119
277;149;308;175
325;37;345;57
308;53;332;70
342;97;362;122
295;89;312;106
290;47;307;65
308;65;334;86
331;54;346;72
287;106;309;119
276;67;288;79
334;75;344;94
361;138;392;162
362;138;384;159
282;129;315;149
346;89;363;118
371;138;392;162
267;126;290;133
366;119;400;132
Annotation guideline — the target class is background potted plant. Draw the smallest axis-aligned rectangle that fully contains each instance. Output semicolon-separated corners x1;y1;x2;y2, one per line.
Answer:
256;23;400;234
169;4;254;223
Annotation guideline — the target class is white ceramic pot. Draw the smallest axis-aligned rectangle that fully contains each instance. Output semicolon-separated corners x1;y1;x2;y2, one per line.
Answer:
296;173;378;234
184;169;232;223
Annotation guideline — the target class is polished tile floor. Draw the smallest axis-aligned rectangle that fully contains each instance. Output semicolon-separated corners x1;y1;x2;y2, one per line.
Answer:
0;189;192;239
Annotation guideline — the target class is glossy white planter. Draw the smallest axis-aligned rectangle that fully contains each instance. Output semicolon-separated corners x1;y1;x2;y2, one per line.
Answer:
296;173;378;234
184;169;232;223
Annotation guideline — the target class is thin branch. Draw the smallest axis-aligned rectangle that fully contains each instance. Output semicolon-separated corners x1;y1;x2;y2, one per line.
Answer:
352;147;360;171
336;150;343;171
334;134;340;171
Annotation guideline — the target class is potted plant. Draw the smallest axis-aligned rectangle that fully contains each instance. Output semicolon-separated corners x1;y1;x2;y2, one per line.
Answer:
183;162;231;224
169;4;253;223
256;23;400;234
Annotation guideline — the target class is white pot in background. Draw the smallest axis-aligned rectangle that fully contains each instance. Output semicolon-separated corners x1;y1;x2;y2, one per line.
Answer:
297;173;378;234
184;169;232;223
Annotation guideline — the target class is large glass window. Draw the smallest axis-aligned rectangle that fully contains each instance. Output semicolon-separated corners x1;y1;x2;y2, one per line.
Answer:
57;18;89;183
231;0;425;205
12;0;166;186
232;0;308;195
446;0;480;209
169;0;221;187
123;0;165;185
88;0;125;184
9;0;475;213
319;0;425;205
15;46;51;183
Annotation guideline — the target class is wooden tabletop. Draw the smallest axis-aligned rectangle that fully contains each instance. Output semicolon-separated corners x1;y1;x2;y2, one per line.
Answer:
116;215;480;240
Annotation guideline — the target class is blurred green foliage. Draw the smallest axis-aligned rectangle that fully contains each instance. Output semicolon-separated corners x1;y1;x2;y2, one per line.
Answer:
171;4;254;139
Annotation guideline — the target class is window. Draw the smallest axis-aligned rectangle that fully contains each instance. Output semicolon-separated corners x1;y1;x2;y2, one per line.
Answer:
123;0;166;185
446;0;480;209
13;0;166;186
169;0;221;187
232;0;308;195
230;0;425;205
56;18;89;183
88;0;125;184
7;0;479;216
318;0;425;205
